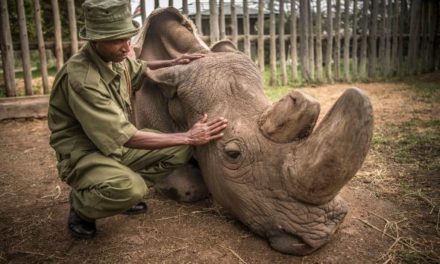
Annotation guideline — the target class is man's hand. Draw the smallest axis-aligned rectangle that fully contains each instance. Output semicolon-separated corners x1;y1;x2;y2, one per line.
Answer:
186;114;228;145
173;53;205;65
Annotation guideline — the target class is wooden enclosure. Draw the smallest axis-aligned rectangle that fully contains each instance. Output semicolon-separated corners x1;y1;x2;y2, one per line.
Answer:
0;0;439;98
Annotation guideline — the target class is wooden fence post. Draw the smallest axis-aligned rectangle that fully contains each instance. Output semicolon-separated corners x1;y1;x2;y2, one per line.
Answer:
300;0;310;81
334;0;341;80
209;0;219;44
408;0;421;75
352;0;359;78
154;0;160;9
270;0;277;85
325;0;333;82
290;0;298;81
379;0;386;75
168;0;173;7
219;0;225;39
385;0;392;75
51;0;64;71
231;0;238;46
308;0;314;80
182;0;188;15
67;0;78;55
360;0;369;79
243;0;251;56
33;0;49;94
279;0;287;85
391;0;399;74
141;0;146;22
315;0;323;82
17;0;33;95
343;0;350;82
0;0;16;97
368;0;378;78
196;0;203;35
258;0;265;74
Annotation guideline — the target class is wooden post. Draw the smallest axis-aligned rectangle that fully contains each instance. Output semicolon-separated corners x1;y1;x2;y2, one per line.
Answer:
391;0;399;74
17;0;33;95
360;0;369;79
352;0;359;78
67;0;78;55
209;0;219;44
182;0;188;15
290;0;298;81
300;0;311;81
0;0;16;97
308;0;315;80
408;0;421;75
196;0;203;35
368;0;378;78
33;0;49;94
258;0;265;74
397;0;406;74
385;0;392;75
279;0;287;85
315;0;323;82
379;0;386;75
334;0;341;80
154;0;160;9
243;0;251;56
219;0;225;39
141;0;146;22
51;0;64;70
168;0;173;7
231;0;238;46
270;0;277;85
427;0;438;72
325;0;333;82
343;0;350;82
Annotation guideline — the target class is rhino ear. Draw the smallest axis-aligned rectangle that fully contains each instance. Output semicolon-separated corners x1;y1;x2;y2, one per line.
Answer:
210;40;238;52
144;66;188;98
134;7;209;61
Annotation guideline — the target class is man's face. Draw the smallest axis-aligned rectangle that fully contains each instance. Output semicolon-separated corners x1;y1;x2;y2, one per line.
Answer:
93;38;131;62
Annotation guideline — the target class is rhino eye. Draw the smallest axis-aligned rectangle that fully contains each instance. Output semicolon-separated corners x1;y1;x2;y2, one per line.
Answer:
226;150;241;159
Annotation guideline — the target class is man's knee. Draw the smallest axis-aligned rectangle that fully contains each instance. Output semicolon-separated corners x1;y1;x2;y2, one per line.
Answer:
103;173;147;202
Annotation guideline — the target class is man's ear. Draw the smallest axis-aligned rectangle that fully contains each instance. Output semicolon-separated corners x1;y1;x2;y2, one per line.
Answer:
144;66;187;98
210;40;238;53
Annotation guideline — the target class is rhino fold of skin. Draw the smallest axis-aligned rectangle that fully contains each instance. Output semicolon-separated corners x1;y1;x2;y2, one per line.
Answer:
133;7;374;256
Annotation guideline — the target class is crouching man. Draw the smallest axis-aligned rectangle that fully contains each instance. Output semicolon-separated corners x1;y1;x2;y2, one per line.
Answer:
48;0;227;239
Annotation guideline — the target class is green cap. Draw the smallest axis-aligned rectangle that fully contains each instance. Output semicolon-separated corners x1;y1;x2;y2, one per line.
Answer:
79;0;140;41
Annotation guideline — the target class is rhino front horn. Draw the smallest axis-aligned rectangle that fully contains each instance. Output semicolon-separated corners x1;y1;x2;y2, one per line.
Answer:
282;88;374;205
258;91;320;143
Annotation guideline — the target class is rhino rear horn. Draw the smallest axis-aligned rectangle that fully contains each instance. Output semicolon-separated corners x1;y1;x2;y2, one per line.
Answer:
258;91;320;143
283;88;374;205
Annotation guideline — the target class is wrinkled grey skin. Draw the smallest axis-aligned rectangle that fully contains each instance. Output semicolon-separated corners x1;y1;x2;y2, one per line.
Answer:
133;8;374;255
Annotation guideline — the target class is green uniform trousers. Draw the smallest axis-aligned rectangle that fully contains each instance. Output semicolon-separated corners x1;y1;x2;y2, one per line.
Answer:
58;143;192;220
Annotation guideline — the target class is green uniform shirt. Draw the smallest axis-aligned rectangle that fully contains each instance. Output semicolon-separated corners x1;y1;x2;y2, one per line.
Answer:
48;42;146;160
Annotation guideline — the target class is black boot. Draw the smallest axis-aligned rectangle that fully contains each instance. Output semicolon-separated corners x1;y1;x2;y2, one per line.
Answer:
68;190;96;239
122;201;148;215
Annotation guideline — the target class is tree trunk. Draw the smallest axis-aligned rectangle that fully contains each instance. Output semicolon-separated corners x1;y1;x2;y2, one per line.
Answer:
408;0;422;75
243;0;251;56
334;0;341;80
67;0;78;55
385;0;392;75
290;0;298;81
325;0;333;82
315;0;323;82
279;0;287;85
352;0;359;78
258;0;265;74
368;0;378;78
270;0;277;85
300;0;311;81
33;0;49;94
231;0;238;46
308;0;315;80
196;0;203;35
17;0;33;95
392;0;399;74
219;0;225;39
343;0;350;82
51;0;64;70
360;0;369;79
182;0;188;15
0;0;15;97
210;0;219;44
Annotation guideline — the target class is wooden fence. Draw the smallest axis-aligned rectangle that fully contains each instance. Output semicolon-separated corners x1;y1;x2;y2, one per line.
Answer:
0;0;439;98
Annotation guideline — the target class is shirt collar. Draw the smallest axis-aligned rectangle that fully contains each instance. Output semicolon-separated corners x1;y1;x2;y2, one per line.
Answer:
84;42;122;85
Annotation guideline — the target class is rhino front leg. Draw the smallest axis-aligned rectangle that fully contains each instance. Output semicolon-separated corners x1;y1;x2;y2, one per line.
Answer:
155;164;209;202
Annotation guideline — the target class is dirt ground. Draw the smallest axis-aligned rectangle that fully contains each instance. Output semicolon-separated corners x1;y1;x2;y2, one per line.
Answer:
0;78;439;264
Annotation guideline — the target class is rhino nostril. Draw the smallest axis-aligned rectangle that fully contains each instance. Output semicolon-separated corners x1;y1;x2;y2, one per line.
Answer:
269;234;315;256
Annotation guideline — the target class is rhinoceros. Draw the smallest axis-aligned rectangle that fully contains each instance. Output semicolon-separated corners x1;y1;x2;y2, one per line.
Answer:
132;8;374;255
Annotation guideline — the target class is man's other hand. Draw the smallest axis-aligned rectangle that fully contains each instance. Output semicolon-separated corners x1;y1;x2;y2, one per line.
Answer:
186;114;228;145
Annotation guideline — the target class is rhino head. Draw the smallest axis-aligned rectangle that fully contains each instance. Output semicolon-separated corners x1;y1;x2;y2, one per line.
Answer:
133;8;374;255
